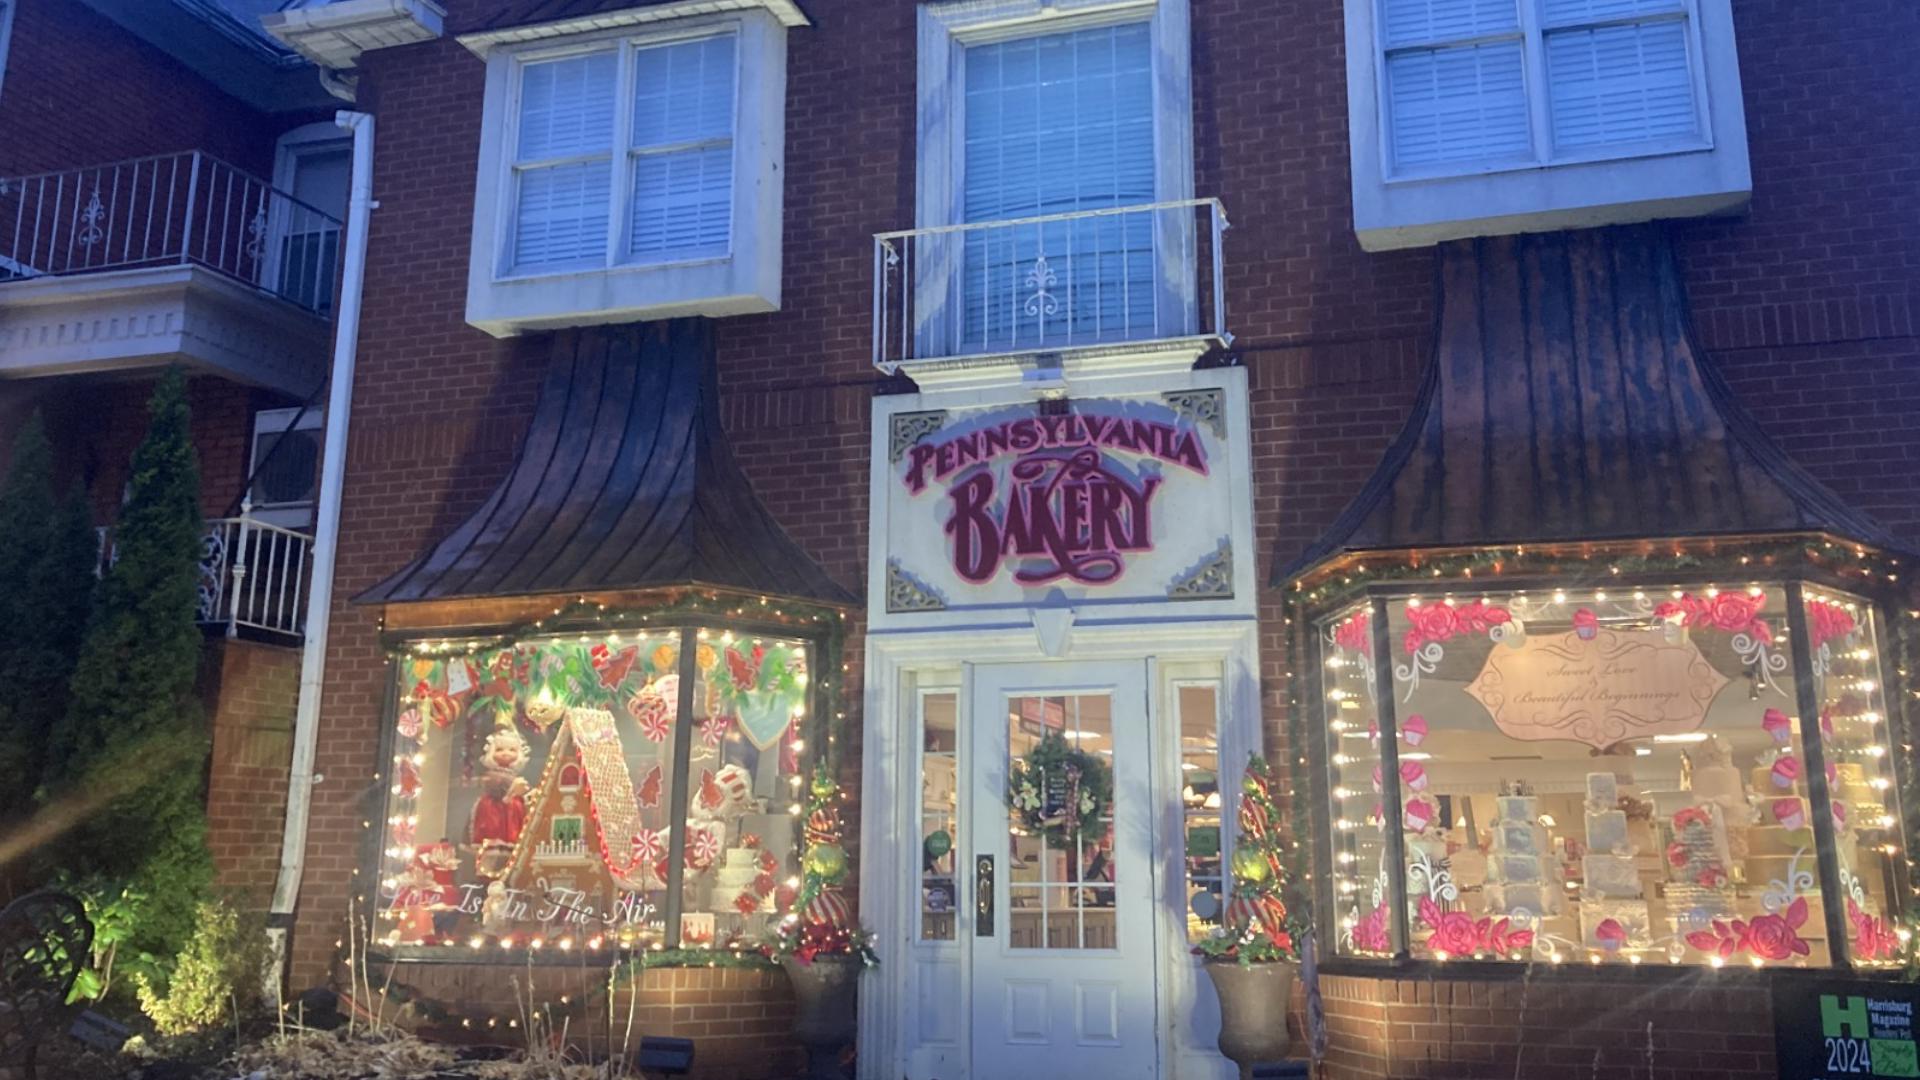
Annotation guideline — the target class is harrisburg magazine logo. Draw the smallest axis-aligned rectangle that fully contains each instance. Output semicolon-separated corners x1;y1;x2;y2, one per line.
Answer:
1817;993;1918;1077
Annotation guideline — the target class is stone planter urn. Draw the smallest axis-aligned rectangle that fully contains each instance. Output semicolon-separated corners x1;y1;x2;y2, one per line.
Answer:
779;954;862;1080
1203;960;1297;1080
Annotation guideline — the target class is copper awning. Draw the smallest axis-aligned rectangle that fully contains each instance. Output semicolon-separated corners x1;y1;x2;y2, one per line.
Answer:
1275;225;1899;583
361;319;852;607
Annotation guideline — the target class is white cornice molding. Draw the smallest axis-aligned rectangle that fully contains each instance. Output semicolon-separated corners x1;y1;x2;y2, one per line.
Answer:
457;0;809;57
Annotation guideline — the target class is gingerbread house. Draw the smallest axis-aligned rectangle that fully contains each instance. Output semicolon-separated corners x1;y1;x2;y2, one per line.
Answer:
500;706;664;927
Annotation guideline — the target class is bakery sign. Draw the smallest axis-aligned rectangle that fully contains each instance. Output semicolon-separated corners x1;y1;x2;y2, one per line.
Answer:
884;393;1236;611
1464;628;1729;749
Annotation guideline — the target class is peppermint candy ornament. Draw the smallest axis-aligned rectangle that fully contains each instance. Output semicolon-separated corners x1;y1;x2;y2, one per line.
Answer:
628;676;676;742
1772;798;1806;830
687;825;722;870
630;828;664;866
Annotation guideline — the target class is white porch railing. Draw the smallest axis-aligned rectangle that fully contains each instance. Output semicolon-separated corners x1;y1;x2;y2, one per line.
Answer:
196;510;313;638
0;151;343;316
872;198;1229;373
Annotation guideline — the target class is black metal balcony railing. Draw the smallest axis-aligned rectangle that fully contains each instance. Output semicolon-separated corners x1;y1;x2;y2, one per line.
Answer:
0;151;342;316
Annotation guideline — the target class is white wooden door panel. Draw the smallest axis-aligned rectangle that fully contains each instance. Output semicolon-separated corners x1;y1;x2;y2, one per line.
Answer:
967;660;1158;1080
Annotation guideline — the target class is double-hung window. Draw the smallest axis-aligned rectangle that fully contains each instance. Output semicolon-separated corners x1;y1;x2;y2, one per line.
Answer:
509;34;735;274
1347;0;1747;250
910;0;1202;366
959;22;1157;351
463;6;794;337
1381;0;1704;175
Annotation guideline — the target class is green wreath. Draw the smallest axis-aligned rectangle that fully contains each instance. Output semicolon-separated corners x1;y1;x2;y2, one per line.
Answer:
1007;733;1113;850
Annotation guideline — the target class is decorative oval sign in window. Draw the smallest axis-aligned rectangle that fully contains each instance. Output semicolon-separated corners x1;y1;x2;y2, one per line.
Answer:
1464;625;1729;748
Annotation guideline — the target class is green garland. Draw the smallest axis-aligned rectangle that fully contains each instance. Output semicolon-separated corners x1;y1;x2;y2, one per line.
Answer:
1007;732;1113;851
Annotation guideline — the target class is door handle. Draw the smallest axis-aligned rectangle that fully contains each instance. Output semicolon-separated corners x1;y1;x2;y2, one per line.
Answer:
975;854;994;936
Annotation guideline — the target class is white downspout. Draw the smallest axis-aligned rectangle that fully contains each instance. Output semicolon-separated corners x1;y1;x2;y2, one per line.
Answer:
268;108;374;985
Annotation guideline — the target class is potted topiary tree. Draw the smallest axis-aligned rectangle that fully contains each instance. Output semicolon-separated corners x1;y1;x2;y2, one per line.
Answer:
1193;754;1302;1079
766;766;876;1080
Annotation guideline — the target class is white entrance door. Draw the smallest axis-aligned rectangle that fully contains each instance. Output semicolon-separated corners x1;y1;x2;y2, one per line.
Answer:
967;660;1158;1079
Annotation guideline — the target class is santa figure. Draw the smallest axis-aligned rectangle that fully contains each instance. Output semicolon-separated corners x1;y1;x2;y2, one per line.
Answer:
470;728;531;876
395;840;461;942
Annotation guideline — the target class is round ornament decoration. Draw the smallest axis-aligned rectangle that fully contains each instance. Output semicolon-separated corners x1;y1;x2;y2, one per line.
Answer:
1007;732;1113;850
1190;890;1222;922
805;808;840;846
805;842;849;882
923;830;953;860
804;888;853;929
1229;846;1271;886
811;771;839;799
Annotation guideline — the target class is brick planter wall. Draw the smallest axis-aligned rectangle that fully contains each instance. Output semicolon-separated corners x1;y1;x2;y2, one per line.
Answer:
1318;972;1777;1080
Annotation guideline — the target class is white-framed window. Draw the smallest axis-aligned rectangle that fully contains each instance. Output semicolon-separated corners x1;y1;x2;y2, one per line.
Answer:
1344;0;1751;250
1380;0;1707;176
461;5;798;336
0;0;18;103
507;31;736;272
914;0;1198;361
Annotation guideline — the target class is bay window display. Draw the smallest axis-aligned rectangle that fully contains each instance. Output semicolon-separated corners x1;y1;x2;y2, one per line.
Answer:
377;623;816;954
1318;582;1909;968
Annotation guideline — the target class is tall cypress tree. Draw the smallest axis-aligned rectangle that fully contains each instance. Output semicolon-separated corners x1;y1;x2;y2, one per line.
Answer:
0;414;96;821
47;367;213;962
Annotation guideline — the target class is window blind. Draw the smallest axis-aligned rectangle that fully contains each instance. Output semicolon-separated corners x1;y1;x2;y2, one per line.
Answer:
512;51;616;270
1380;0;1529;170
1541;0;1681;24
1387;42;1531;167
1546;19;1697;150
1378;0;1699;172
628;34;736;262
1381;0;1519;49
960;22;1155;351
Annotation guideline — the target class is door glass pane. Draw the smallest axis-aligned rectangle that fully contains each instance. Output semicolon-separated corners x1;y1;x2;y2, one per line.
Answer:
921;691;959;941
1006;693;1116;950
1179;684;1225;943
